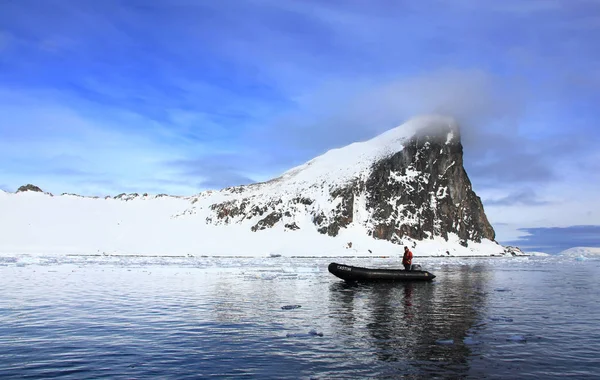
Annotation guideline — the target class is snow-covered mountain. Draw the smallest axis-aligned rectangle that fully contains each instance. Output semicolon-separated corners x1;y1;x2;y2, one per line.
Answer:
559;247;600;257
0;115;505;257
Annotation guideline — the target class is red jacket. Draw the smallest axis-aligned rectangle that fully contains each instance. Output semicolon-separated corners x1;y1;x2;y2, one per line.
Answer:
402;250;413;265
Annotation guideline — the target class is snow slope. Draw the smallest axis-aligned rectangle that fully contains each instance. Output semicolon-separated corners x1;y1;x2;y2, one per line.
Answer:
0;115;505;257
524;251;551;257
273;115;431;188
199;115;453;197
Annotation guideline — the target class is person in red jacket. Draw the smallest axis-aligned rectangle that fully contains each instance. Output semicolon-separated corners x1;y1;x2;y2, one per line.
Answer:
402;246;413;271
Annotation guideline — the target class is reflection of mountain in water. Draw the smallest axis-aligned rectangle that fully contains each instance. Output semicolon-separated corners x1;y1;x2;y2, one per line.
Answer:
328;264;489;377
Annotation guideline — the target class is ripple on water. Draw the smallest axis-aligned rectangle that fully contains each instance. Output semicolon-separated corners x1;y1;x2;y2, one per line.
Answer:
0;256;599;379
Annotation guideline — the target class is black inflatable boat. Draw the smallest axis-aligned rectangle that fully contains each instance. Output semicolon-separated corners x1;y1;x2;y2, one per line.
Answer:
328;262;435;282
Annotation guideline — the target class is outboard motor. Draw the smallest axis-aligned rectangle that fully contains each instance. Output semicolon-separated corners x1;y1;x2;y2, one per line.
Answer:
411;264;422;271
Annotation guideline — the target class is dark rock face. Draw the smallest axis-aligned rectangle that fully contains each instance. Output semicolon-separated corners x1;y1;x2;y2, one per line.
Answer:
311;185;357;236
503;246;525;256
285;222;300;230
251;212;282;232
364;125;495;244
17;184;43;193
203;122;495;246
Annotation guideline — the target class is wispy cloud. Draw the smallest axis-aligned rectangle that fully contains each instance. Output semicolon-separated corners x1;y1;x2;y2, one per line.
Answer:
485;189;552;206
166;153;268;190
244;68;526;166
504;225;600;253
0;88;207;195
460;0;563;14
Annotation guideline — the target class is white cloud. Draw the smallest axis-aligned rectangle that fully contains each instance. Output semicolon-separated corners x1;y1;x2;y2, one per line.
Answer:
0;88;206;195
253;68;526;158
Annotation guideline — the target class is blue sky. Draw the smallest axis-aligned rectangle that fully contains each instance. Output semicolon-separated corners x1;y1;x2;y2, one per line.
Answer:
1;0;599;252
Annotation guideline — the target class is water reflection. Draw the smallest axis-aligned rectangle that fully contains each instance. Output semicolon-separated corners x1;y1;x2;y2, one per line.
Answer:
2;257;599;378
328;264;490;377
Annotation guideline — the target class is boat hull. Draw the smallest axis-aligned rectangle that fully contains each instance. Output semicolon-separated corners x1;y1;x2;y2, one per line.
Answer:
328;262;435;282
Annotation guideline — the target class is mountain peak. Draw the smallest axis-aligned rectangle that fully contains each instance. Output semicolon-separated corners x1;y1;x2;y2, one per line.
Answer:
16;184;44;193
225;115;459;199
192;114;495;249
274;115;458;188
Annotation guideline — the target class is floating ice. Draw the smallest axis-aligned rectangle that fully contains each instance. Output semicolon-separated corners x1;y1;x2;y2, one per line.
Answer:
463;336;482;345
259;274;279;280
489;316;513;322
285;267;320;273
506;335;527;342
286;329;323;338
281;305;302;310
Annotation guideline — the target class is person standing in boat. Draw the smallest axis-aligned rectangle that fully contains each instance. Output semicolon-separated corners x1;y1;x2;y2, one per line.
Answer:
402;246;413;271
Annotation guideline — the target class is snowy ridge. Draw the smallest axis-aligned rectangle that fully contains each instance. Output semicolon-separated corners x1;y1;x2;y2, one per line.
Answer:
0;115;506;257
524;251;551;257
181;115;467;235
275;115;448;187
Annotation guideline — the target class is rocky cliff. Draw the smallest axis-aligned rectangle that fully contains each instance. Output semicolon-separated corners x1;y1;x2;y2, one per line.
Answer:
182;115;495;248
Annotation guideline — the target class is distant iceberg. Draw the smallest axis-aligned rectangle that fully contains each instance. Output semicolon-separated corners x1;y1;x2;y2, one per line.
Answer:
558;247;600;258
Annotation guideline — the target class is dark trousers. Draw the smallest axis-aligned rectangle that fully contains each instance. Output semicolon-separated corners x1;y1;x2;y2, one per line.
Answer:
404;264;411;271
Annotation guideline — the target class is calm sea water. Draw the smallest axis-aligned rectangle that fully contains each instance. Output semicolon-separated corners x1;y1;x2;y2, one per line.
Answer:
0;254;598;379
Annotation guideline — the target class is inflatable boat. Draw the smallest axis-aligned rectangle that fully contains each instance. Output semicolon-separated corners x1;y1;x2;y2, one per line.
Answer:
328;262;435;282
